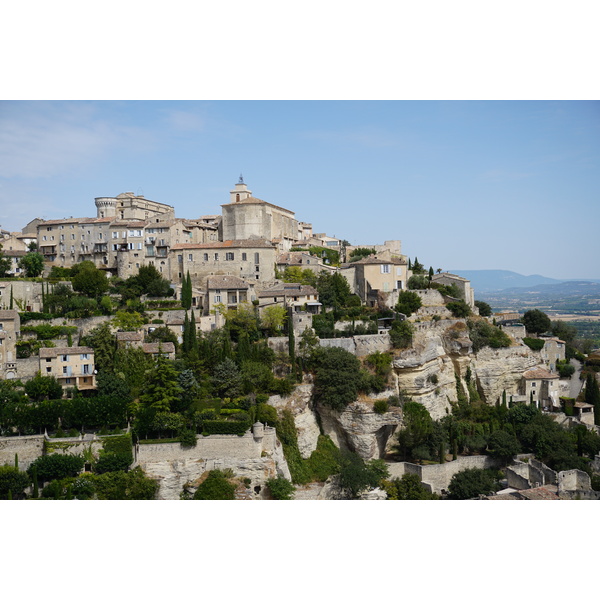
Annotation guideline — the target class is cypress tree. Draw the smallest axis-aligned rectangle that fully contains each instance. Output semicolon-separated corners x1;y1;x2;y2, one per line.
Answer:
190;310;198;353
9;285;13;309
439;441;445;463
182;271;192;310
288;310;297;381
182;311;190;353
32;465;39;499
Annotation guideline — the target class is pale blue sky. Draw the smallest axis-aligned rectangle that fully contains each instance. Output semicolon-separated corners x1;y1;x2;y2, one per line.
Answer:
1;100;598;279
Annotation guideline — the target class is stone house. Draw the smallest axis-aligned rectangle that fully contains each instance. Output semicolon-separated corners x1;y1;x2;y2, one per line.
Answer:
142;342;175;360
520;367;560;409
258;283;320;313
276;251;332;276
39;346;96;391
340;255;408;307
115;331;144;349
539;336;566;371
0;310;20;380
204;275;257;316
431;272;475;308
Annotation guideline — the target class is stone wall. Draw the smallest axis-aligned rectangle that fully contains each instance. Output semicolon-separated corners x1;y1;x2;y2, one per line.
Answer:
0;435;45;470
134;426;291;500
14;355;39;381
386;454;502;495
318;333;391;357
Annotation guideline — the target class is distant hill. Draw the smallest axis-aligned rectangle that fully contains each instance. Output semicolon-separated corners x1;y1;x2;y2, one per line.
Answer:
451;270;563;292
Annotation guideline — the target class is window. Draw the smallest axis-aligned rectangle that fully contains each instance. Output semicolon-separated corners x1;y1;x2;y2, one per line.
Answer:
81;354;88;360
112;232;118;238
204;253;209;261
46;367;51;373
214;253;219;261
214;295;221;303
71;234;75;240
63;366;68;374
188;254;193;262
226;252;234;261
65;378;71;384
531;382;536;387
254;252;260;264
242;253;247;261
83;364;90;374
61;355;69;362
381;264;390;274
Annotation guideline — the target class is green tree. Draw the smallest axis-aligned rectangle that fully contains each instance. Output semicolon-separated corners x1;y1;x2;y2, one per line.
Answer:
447;468;501;499
584;374;600;426
24;373;63;401
261;305;287;335
522;309;551;335
71;261;109;297
311;347;363;410
407;275;430;290
0;244;11;277
212;358;243;398
396;401;434;460
338;453;389;498
386;473;439;500
182;271;192;310
474;300;492;317
27;454;84;482
18;252;44;277
389;319;413;349
395;290;422;317
266;476;295;499
315;272;352;308
0;465;30;500
112;310;145;331
140;355;182;412
81;323;116;372
91;467;158;499
446;300;471;318
193;470;236;500
486;430;521;464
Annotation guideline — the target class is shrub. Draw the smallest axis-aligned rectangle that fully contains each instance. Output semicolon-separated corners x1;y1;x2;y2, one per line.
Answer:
447;468;501;499
395;291;422;317
0;465;30;500
27;454;85;482
266;476;295;500
373;400;389;414
256;403;278;427
201;420;250;436
446;300;471;318
467;319;512;352
523;337;545;352
178;429;198;448
389;320;413;349
193;470;236;500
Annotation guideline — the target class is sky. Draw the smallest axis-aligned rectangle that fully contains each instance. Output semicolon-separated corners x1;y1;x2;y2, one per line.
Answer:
1;100;598;279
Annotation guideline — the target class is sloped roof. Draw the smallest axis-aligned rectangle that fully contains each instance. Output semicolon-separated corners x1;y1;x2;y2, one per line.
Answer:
206;275;250;290
142;342;175;354
523;368;559;380
259;283;317;297
171;239;275;250
39;346;94;358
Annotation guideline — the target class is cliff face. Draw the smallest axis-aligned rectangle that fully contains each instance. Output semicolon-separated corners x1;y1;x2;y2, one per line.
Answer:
270;319;544;463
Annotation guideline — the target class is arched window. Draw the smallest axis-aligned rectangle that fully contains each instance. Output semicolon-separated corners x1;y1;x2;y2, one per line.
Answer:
236;194;240;202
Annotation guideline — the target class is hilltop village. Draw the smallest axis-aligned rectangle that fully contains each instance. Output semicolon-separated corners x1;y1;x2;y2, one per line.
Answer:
1;178;600;500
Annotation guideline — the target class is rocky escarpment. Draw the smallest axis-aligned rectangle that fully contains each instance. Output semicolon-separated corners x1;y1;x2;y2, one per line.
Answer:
267;318;546;463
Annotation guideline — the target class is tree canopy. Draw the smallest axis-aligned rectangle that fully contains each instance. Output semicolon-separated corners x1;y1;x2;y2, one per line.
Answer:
522;309;551;335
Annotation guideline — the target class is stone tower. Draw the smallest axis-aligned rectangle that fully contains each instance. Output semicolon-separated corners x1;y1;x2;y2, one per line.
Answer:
95;197;117;219
229;175;253;204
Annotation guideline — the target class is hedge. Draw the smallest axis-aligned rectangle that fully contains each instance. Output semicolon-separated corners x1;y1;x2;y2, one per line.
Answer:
201;420;251;436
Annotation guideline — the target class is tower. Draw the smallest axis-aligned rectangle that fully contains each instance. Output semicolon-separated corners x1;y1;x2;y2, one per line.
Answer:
229;174;253;204
95;197;117;219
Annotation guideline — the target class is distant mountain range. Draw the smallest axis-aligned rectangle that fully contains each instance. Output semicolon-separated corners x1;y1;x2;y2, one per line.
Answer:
452;270;600;293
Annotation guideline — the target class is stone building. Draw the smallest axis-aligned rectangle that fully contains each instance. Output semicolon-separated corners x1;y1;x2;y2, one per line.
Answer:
221;177;299;247
258;282;320;313
340;255;408;307
204;275;256;316
0;310;20;380
431;272;475;308
39;346;96;391
170;239;277;288
520;367;560;409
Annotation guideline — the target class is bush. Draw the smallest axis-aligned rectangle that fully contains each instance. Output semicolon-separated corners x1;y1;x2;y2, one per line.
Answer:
266;476;295;500
467;319;512;352
523;337;545;352
178;429;198;448
395;291;422;317
94;452;132;474
446;300;471;318
0;465;30;500
389;320;413;349
447;468;501;499
27;454;85;482
193;470;236;500
312;347;363;410
201;420;251;435
373;400;389;414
